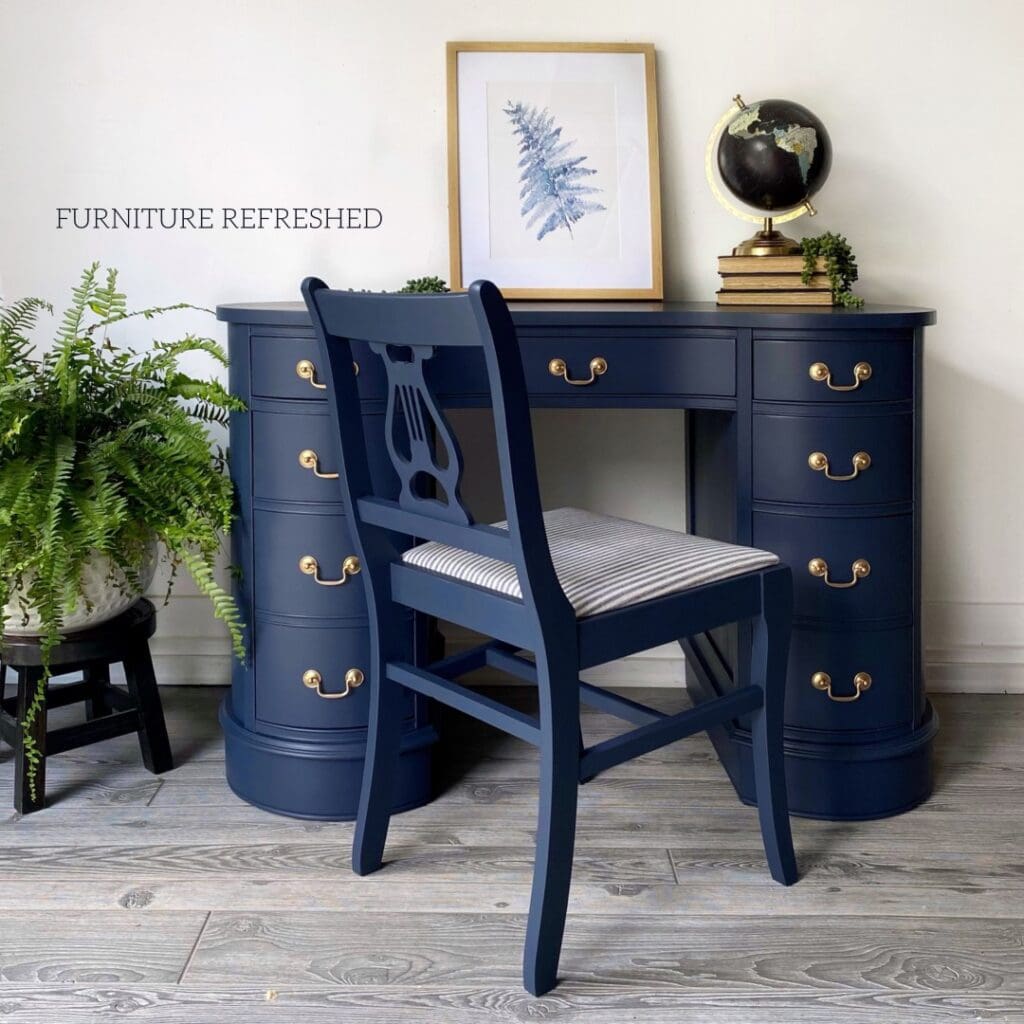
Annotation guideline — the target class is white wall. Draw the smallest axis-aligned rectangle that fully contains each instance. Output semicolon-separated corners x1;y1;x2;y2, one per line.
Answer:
2;0;1022;690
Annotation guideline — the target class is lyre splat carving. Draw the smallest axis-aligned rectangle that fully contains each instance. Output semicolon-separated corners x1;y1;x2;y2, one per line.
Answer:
370;342;472;525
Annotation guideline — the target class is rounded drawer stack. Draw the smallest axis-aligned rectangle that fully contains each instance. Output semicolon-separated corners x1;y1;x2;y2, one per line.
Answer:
747;329;936;818
220;322;434;820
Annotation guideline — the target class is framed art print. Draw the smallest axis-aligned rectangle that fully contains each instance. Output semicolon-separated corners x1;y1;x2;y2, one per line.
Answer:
447;42;663;299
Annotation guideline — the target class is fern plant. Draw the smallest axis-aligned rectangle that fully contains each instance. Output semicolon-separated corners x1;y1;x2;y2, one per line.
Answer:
0;264;246;795
504;101;605;241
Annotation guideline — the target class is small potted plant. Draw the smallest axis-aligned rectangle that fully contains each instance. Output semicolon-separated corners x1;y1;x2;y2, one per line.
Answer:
398;276;449;294
800;232;864;308
0;263;245;783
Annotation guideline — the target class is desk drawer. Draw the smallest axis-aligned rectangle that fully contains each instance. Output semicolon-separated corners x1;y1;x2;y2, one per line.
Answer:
754;335;913;403
784;626;913;734
520;335;735;397
254;510;367;620
753;511;912;622
254;410;343;504
251;335;386;401
753;412;912;506
252;410;397;505
255;620;413;730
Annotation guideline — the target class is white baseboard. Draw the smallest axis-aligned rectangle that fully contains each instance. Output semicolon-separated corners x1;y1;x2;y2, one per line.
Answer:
141;600;1024;694
923;600;1024;694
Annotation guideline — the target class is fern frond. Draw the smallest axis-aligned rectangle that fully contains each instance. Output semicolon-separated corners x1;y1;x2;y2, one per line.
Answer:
88;266;128;321
0;296;51;355
504;101;605;241
85;302;208;336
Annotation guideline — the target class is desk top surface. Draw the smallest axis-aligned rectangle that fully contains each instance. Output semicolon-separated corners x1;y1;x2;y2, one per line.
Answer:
217;300;936;330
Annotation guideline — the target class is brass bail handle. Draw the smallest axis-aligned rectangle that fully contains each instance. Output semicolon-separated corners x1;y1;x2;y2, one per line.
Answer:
295;359;327;390
808;361;873;392
808;450;871;481
808;557;871;589
548;356;608;386
298;449;339;480
811;671;873;703
298;554;361;586
302;667;365;699
295;358;359;390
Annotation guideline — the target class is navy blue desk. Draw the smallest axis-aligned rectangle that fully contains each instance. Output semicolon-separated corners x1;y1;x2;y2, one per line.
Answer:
217;300;936;821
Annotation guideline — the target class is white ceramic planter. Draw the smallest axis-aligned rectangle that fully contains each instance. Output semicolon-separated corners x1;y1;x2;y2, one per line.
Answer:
2;542;158;636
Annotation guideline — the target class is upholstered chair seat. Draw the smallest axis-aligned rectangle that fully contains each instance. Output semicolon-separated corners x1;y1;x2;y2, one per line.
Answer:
403;507;779;618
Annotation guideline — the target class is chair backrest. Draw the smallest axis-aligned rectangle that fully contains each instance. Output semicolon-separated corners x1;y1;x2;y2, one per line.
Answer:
301;278;570;622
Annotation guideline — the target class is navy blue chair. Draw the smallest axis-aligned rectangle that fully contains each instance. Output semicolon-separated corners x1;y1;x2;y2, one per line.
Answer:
302;277;798;996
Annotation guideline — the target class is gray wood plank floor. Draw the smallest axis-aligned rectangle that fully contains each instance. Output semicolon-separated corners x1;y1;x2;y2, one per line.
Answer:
1;686;1022;1023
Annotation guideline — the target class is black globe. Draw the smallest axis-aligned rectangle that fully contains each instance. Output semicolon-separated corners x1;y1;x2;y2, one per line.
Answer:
717;99;832;212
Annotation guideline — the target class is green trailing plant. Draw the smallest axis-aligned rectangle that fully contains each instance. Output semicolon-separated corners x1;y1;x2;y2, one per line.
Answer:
0;264;246;796
398;276;449;294
800;232;864;308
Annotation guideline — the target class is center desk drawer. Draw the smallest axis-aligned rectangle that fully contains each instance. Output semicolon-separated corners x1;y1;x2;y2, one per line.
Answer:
520;335;735;397
254;509;367;620
753;411;912;506
255;620;413;731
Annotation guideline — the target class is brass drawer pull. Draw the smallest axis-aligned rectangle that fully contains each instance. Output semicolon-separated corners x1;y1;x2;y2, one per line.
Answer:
296;358;358;390
302;667;364;699
298;449;339;480
298;554;361;586
296;359;327;390
808;361;872;391
808;557;871;589
811;671;872;703
548;356;607;386
808;450;871;481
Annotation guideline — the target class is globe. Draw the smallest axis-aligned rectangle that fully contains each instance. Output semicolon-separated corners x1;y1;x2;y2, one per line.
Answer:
717;98;832;212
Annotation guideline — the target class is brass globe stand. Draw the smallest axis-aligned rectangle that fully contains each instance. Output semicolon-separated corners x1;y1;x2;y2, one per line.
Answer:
732;216;802;256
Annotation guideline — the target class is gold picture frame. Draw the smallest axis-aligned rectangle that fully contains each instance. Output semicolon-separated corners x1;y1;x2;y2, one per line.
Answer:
447;41;663;300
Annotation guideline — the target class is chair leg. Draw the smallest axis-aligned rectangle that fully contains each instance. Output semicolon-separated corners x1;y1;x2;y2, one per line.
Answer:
14;667;46;814
353;616;406;876
750;567;798;886
83;661;111;720
123;642;173;775
577;723;595;784
523;647;580;997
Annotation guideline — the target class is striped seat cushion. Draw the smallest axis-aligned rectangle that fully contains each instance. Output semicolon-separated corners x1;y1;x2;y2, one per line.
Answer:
401;507;779;618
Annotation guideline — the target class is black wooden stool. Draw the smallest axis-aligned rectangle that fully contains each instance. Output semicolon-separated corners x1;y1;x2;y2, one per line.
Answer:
0;598;172;813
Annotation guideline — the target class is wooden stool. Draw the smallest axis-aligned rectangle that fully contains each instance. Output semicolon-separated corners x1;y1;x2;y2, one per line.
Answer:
0;598;172;813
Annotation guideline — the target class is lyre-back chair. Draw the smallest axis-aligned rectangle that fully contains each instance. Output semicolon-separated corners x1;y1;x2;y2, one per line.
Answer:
302;277;798;996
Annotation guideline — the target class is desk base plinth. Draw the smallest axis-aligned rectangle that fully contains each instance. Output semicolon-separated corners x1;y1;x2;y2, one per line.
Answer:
688;670;937;820
219;696;435;821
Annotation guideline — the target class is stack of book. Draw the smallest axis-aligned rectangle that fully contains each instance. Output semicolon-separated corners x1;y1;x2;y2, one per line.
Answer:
716;255;833;306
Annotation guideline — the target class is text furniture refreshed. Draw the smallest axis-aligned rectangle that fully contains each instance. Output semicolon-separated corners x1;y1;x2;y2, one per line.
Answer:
217;300;937;822
0;599;172;814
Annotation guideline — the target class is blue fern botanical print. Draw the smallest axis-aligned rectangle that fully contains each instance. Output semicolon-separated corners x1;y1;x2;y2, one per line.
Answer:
504;101;605;241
